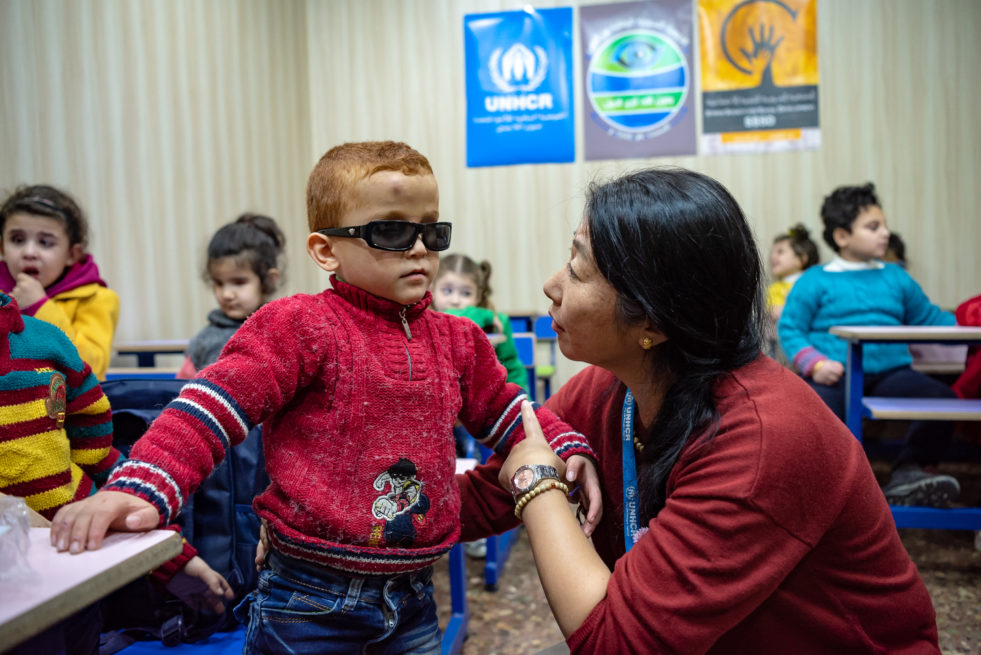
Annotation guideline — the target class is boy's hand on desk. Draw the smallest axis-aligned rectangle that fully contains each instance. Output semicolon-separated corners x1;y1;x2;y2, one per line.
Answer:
167;555;235;614
812;360;844;385
50;490;160;553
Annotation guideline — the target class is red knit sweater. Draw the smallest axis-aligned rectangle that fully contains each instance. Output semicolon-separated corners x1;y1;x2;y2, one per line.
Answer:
105;278;593;575
458;357;938;654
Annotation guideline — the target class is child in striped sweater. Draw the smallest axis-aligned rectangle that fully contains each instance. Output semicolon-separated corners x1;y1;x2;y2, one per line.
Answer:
0;291;233;654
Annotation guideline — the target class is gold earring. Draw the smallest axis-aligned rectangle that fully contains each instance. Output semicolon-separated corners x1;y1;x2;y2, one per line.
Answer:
641;337;654;350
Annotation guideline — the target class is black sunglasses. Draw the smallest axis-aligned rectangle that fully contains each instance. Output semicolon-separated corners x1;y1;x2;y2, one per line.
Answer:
318;220;452;252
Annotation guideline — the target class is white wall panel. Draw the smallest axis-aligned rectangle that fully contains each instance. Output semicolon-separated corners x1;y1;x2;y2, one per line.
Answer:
0;0;311;349
2;0;977;385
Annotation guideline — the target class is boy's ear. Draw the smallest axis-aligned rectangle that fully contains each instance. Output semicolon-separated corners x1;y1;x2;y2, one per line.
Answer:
307;232;341;273
832;227;851;250
67;243;84;266
264;268;281;289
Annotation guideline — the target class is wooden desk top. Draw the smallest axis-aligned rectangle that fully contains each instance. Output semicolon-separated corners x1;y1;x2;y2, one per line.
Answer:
0;528;181;650
114;339;189;353
830;325;981;342
456;458;478;474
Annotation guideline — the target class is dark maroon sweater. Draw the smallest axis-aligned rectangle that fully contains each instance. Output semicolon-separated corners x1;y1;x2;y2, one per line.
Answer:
459;357;938;654
105;278;593;575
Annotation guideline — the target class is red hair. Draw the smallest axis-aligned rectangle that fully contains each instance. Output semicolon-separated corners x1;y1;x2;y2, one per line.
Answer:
306;141;433;232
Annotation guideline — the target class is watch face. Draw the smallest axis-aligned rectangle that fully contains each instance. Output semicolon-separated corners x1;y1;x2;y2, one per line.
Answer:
514;468;536;492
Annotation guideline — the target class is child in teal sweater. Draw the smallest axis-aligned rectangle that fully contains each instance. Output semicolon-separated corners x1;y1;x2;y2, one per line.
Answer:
778;183;959;507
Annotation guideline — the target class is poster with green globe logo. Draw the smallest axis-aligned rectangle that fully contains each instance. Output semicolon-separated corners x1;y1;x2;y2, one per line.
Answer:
581;0;696;160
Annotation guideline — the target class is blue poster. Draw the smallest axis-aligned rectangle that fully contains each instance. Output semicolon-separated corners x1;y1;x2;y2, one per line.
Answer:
464;8;575;167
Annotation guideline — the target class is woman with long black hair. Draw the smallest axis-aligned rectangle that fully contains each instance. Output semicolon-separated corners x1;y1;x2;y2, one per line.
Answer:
458;168;938;654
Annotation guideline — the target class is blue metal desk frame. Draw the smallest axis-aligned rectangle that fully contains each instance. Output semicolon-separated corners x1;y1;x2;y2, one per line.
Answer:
833;325;981;530
442;543;469;655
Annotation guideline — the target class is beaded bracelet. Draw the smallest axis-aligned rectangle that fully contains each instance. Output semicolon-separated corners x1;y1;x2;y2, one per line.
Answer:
514;479;570;520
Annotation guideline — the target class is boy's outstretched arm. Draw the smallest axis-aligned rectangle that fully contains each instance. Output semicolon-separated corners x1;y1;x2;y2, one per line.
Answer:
50;490;160;553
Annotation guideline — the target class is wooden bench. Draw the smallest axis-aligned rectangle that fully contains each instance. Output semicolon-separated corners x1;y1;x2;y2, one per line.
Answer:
105;367;180;380
862;396;981;421
114;339;188;367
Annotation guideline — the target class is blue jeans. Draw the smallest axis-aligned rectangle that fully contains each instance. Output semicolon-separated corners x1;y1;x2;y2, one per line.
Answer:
235;550;440;655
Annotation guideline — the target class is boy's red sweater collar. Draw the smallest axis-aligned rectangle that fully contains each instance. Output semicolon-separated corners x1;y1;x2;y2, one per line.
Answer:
329;274;432;320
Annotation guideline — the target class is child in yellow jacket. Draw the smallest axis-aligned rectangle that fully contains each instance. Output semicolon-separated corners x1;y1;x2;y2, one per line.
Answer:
0;185;119;379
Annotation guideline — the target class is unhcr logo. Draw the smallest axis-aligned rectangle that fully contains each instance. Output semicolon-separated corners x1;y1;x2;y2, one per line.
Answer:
486;43;553;112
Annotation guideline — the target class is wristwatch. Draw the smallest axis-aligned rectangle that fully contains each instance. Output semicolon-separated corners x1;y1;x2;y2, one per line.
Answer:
510;464;560;499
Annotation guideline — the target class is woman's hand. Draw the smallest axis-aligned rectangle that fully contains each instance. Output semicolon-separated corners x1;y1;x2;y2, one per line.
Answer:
501;402;604;535
502;402;611;637
499;401;565;490
565;454;603;537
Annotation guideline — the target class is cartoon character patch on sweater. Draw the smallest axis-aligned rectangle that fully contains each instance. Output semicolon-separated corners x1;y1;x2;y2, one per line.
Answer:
371;458;430;547
46;371;68;427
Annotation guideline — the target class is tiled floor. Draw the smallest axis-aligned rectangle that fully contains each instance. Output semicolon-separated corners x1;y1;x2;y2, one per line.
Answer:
434;458;981;655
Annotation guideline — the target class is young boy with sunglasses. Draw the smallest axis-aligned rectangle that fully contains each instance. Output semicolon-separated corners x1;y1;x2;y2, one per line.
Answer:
50;141;599;653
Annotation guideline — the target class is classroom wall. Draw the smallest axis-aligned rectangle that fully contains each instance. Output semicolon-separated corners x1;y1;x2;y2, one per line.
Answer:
2;0;979;386
0;0;311;345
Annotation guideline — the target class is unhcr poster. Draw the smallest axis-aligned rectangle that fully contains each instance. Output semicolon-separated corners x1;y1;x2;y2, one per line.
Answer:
464;8;575;167
580;0;696;160
699;0;820;154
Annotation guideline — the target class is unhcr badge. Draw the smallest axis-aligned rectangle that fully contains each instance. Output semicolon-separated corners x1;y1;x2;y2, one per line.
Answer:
464;7;575;167
46;372;67;428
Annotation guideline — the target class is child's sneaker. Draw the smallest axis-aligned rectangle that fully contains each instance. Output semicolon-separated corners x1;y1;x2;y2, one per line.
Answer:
882;464;960;507
464;538;486;559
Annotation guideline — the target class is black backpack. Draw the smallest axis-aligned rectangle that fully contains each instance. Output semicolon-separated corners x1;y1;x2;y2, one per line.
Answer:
98;378;268;650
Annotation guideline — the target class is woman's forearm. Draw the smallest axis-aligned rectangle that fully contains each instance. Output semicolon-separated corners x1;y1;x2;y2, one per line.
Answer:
521;488;611;637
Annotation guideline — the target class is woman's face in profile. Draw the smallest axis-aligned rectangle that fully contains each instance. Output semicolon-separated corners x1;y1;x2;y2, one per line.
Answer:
543;221;639;370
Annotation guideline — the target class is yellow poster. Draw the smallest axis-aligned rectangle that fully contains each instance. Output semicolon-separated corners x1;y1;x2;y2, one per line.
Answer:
699;0;819;153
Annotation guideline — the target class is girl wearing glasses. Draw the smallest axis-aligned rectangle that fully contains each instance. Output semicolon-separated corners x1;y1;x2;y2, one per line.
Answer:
177;213;285;379
0;184;119;380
